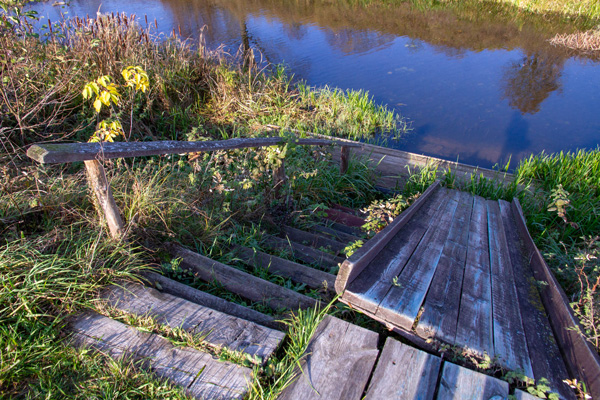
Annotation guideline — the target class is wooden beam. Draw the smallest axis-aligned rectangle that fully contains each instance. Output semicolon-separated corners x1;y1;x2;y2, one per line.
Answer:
84;160;124;240
27;137;361;164
340;145;350;174
512;198;600;398
334;181;440;293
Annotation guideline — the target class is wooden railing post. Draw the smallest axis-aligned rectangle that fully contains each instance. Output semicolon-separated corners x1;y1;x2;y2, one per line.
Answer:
84;160;125;240
273;160;287;196
340;145;350;174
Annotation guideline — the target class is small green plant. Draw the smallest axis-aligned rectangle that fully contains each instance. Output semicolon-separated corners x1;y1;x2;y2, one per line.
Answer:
343;239;364;257
82;66;149;142
361;194;409;234
547;184;573;226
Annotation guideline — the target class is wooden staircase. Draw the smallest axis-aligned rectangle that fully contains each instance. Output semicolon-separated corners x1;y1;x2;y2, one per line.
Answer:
69;206;368;399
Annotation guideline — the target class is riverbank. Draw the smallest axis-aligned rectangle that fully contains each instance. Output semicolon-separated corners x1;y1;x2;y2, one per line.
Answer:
1;4;599;399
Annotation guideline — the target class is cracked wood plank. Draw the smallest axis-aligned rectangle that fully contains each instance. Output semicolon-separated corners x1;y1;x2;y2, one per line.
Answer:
70;311;252;399
103;283;284;362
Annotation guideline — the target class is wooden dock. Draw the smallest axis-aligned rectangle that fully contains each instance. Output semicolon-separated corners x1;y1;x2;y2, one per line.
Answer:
336;182;576;399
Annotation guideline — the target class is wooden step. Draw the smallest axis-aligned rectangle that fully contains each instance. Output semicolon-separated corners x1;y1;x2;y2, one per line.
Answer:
102;283;285;362
281;225;347;254
364;337;441;399
309;224;362;243
329;203;366;218
320;220;364;237
142;271;281;330
278;315;379;400
70;311;252;399
263;235;344;271
233;245;336;293
170;245;319;311
324;208;365;227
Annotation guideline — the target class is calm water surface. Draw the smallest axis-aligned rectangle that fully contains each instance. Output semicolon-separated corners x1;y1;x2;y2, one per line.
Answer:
32;0;600;168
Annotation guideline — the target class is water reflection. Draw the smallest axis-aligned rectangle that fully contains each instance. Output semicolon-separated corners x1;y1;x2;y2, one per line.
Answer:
502;52;564;114
30;0;600;168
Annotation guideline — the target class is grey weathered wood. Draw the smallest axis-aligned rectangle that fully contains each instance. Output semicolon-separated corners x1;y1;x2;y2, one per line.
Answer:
103;283;284;362
499;200;575;399
321;220;364;237
278;315;379;400
262;235;344;271
70;311;252;399
27;137;361;164
324;208;366;227
416;191;473;343
281;226;347;254
309;224;362;243
233;245;336;292
171;245;319;311
343;186;447;314
364;338;441;400
141;271;281;330
437;361;509;400
340;145;350;174
454;195;494;358
273;159;287;196
512;198;600;399
376;189;460;330
84;159;125;239
487;200;533;378
335;181;441;293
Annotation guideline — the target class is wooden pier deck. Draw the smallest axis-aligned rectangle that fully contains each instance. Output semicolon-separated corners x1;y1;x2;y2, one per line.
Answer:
336;182;576;398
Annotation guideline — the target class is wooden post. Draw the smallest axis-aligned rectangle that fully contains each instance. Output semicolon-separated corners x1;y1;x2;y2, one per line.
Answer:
273;160;286;196
84;160;125;240
340;146;350;174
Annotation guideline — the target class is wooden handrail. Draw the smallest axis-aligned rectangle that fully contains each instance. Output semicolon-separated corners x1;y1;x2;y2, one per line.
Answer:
26;137;361;164
27;137;362;239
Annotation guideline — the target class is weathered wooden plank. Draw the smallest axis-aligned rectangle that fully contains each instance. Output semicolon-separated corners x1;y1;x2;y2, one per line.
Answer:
281;226;347;254
324;208;366;227
487;200;533;377
84;160;125;239
376;189;461;330
309;224;362;243
335;181;441;294
340;145;350;174
233;245;336;292
70;311;252;399
437;361;509;400
278;315;379;400
454;195;494;358
512;198;600;399
103;283;284;362
27;137;360;164
364;338;441;400
499;201;575;399
343;185;447;314
262;235;344;271
321;220;364;237
329;203;366;218
171;245;319;311
141;271;281;330
416;191;474;343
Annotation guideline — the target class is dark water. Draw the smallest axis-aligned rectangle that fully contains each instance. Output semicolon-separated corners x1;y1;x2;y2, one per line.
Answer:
31;0;600;168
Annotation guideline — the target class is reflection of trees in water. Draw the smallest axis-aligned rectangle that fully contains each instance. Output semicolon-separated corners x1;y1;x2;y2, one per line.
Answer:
324;28;395;55
501;52;564;114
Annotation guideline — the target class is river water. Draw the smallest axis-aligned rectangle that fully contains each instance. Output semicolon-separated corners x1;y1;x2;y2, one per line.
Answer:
31;0;600;168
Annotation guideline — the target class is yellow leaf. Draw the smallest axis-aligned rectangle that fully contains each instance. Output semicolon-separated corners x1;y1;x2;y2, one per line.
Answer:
93;99;102;113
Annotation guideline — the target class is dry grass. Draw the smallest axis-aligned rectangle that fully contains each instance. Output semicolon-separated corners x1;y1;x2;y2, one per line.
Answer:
550;29;600;53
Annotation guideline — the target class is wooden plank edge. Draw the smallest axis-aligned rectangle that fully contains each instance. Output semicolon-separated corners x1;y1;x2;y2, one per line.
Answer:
334;180;441;294
26;137;361;164
512;198;600;399
141;271;283;330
